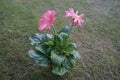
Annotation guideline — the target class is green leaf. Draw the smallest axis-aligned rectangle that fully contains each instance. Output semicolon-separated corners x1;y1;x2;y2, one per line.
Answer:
51;50;66;66
59;32;69;48
29;33;46;45
59;32;68;40
28;50;50;66
69;43;77;49
72;50;81;59
29;33;53;45
52;66;68;76
59;26;71;34
29;36;40;45
63;56;75;69
64;43;77;54
35;44;46;54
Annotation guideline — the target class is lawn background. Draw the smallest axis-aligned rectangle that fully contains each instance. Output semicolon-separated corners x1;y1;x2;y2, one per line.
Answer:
0;0;120;80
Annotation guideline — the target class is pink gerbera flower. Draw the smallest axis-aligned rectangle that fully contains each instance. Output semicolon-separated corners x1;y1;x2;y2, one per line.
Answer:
38;10;56;31
65;8;84;27
73;14;84;27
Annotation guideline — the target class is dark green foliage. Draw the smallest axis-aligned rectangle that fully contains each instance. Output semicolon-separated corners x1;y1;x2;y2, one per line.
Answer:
28;26;80;75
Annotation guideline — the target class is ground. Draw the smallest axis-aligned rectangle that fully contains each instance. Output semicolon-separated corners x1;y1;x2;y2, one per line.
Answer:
0;0;120;80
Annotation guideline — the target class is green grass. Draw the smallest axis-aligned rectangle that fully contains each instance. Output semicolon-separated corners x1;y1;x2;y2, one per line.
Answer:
0;0;120;80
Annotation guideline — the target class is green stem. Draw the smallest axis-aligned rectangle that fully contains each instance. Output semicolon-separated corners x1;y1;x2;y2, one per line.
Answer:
68;22;73;36
52;24;56;34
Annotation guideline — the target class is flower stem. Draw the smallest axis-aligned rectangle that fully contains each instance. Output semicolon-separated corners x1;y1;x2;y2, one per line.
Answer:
52;24;56;34
68;22;73;36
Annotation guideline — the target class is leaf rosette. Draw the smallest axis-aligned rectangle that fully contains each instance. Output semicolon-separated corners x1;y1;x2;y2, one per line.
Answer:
28;26;80;76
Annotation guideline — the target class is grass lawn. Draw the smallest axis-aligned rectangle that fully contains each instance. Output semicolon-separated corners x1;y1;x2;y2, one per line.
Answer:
0;0;120;80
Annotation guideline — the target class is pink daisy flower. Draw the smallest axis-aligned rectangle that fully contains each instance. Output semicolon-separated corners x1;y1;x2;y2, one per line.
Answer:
38;10;56;31
65;8;84;27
